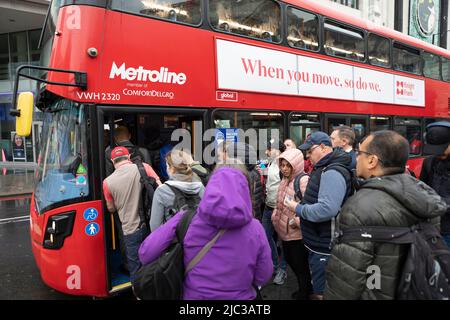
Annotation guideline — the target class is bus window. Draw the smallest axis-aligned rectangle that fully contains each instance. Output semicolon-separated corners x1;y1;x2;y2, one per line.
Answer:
327;117;346;133
286;7;319;51
393;43;421;75
289;113;320;146
323;21;365;62
425;118;446;127
209;0;281;43
213;110;284;156
34;100;90;213
370;116;391;132
423;52;441;80
368;33;390;68
441;57;450;82
394;117;422;155
350;118;367;146
111;0;202;26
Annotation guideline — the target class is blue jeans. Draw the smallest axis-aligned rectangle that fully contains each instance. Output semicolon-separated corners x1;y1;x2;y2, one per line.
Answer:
443;234;450;250
123;226;148;285
262;206;287;271
308;251;329;295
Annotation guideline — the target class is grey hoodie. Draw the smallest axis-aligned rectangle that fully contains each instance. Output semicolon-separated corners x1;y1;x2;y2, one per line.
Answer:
150;179;204;231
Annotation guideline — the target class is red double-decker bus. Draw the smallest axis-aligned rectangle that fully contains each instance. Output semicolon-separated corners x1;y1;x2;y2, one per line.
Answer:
12;0;449;297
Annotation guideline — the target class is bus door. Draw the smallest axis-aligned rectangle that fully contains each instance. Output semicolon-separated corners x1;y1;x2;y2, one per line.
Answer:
98;107;206;295
326;114;369;146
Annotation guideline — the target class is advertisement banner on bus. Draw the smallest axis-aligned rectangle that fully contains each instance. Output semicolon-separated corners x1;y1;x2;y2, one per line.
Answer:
216;39;425;107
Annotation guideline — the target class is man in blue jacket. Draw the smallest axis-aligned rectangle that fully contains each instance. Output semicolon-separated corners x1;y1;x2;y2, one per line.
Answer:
287;131;352;299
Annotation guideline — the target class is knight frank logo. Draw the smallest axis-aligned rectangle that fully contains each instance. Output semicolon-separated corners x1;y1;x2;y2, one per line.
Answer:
396;80;415;97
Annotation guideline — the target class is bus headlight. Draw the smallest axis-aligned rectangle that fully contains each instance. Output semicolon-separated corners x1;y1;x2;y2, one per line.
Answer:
43;211;75;249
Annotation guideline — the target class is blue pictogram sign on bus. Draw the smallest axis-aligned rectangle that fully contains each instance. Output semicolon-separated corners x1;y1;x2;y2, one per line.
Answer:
83;208;98;221
85;222;99;236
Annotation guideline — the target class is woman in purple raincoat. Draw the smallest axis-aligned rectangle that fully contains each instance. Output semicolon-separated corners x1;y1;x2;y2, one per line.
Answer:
138;164;273;300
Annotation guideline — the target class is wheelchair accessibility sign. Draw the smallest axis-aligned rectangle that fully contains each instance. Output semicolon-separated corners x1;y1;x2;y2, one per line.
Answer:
85;222;99;236
83;208;98;221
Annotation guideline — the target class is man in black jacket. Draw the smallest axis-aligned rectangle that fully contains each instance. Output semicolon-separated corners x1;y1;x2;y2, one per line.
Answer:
420;121;450;249
324;130;447;300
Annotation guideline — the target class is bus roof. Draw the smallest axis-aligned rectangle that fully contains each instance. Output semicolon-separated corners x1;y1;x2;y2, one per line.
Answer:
286;0;450;59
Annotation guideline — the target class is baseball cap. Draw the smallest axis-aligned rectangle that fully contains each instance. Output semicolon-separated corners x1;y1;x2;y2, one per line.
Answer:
111;146;130;161
299;131;332;150
423;122;450;155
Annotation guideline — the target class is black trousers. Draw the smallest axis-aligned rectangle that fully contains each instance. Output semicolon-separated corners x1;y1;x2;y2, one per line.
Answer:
282;239;313;299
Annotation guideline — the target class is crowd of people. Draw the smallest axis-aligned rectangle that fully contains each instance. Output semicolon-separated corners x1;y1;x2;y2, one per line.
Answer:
102;121;450;300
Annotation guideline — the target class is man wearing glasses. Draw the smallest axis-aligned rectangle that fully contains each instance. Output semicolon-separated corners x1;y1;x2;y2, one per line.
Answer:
286;131;353;299
324;130;447;300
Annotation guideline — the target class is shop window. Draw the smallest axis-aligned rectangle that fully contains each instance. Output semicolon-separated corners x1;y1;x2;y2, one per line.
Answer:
0;34;8;80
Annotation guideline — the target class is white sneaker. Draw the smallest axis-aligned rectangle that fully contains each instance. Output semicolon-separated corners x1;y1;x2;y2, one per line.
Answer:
273;269;287;285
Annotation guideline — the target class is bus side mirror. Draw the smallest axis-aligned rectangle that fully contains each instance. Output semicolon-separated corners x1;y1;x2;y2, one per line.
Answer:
15;92;34;137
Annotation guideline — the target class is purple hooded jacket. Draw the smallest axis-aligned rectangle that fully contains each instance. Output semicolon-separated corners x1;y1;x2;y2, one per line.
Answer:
138;167;273;300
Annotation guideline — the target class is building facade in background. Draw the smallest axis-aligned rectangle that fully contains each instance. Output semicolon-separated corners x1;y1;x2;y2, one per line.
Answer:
320;0;449;49
0;0;48;169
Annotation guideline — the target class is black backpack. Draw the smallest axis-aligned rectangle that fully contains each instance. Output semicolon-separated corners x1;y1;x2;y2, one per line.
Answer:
293;172;309;202
292;163;355;205
191;166;210;186
324;163;356;203
166;184;201;221
127;145;145;164
133;209;196;300
336;221;450;300
135;159;157;229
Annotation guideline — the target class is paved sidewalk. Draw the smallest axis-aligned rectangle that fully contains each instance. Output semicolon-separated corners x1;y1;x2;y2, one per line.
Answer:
260;266;299;300
0;171;35;198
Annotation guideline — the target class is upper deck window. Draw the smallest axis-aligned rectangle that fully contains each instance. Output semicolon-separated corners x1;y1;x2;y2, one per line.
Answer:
111;0;202;26
393;43;421;75
324;21;365;62
368;33;390;68
423;52;441;80
442;57;450;82
209;0;281;43
286;7;319;51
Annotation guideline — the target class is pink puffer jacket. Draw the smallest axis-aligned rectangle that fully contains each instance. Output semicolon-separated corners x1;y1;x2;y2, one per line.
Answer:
272;148;309;241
